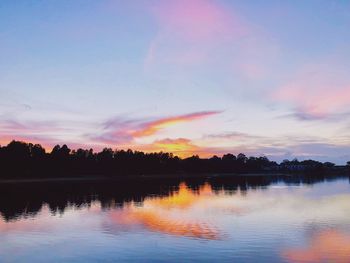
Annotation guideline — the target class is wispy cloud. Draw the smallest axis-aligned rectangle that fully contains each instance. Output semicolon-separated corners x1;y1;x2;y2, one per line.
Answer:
145;0;246;68
279;111;350;122
0;119;58;133
151;0;242;41
0;118;97;150
272;63;350;121
0;118;60;147
204;132;262;141
132;111;221;137
93;110;222;145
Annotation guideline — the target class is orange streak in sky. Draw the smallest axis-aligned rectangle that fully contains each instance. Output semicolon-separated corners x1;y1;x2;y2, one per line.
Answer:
132;111;220;137
139;138;216;158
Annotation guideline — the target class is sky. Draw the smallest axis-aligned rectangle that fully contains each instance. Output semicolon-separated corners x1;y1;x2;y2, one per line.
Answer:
1;0;350;164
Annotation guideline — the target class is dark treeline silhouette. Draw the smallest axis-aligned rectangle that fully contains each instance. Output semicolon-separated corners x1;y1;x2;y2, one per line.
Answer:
0;140;348;179
0;174;349;222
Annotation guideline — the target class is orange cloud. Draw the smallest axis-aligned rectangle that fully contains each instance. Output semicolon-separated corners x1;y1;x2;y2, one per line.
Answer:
131;111;220;137
138;136;232;158
282;229;350;263
140;138;199;158
95;111;221;146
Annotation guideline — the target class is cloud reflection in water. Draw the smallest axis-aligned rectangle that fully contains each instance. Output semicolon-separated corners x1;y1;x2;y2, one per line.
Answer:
282;229;350;263
106;183;224;240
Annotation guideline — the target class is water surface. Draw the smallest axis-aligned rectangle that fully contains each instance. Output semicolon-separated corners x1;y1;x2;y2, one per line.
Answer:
1;175;350;262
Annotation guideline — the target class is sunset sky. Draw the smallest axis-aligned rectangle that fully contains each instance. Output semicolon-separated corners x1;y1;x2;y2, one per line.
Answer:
1;0;350;163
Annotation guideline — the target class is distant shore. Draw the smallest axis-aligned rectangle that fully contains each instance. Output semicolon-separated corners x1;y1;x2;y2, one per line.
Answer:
2;140;349;184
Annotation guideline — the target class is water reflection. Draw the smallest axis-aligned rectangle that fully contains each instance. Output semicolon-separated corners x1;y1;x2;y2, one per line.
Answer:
106;183;221;240
0;174;349;262
283;230;350;263
1;174;347;222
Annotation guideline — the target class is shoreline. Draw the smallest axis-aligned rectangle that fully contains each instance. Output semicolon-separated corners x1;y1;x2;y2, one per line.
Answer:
0;172;347;184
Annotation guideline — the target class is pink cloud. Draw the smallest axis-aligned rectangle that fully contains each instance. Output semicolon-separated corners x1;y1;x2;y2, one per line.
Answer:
0;119;59;133
145;0;246;67
93;110;221;146
237;61;268;80
272;65;350;120
152;0;239;41
0;119;61;149
0;119;101;151
144;0;279;85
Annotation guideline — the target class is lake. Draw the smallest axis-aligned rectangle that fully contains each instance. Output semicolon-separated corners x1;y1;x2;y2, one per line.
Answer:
0;174;350;262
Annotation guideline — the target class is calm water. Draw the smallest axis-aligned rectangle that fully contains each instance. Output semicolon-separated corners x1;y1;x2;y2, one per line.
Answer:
0;175;350;262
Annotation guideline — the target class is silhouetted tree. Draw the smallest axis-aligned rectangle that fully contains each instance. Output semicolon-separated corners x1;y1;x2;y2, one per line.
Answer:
0;140;345;179
237;153;247;163
323;162;335;168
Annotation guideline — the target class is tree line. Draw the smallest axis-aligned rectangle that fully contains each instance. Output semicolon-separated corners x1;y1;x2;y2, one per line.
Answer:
0;140;347;178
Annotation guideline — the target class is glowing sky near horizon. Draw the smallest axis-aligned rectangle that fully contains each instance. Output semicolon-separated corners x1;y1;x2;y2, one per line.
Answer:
1;0;350;163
